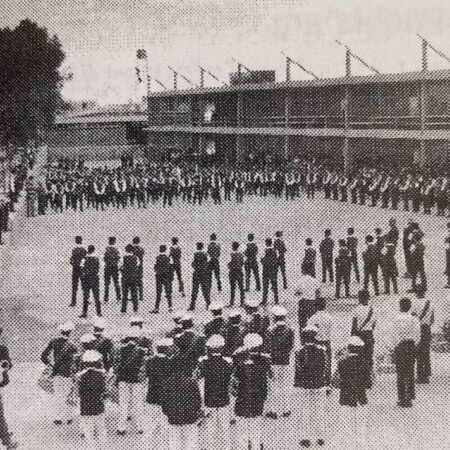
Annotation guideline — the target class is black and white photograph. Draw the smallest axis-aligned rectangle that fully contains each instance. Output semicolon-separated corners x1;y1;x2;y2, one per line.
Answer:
1;0;450;448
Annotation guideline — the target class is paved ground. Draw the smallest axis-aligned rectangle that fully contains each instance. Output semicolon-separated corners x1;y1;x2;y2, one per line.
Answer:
2;155;450;449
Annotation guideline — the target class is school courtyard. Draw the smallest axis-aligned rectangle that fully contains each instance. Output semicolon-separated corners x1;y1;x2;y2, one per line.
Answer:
1;160;450;450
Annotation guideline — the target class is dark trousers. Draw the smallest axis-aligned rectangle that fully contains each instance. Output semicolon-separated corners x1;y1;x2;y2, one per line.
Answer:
382;272;398;295
350;255;360;283
317;340;332;386
82;276;101;316
0;397;11;447
356;330;375;388
209;259;222;291
278;258;287;289
297;299;318;332
321;258;334;283
411;268;427;292
137;273;144;302
245;261;261;291
104;266;121;302
122;278;138;313
71;267;83;306
416;325;431;381
335;269;350;298
262;273;279;304
155;277;172;311
363;267;379;295
190;272;210;310
173;263;185;293
394;340;416;405
229;271;245;306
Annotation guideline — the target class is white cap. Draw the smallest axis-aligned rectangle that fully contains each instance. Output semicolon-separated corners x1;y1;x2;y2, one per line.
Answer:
206;334;225;348
129;316;144;326
156;338;174;348
228;309;242;318
172;310;184;321
58;321;75;332
244;333;263;349
80;333;95;344
125;327;141;339
180;313;194;322
82;350;102;363
348;336;364;347
245;298;261;309
270;305;287;317
92;317;107;329
302;324;319;334
209;301;224;312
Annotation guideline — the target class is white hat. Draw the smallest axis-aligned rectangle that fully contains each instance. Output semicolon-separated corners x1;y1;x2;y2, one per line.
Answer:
206;334;225;348
58;321;75;332
270;305;287;317
228;309;242;318
125;327;141;339
302;324;319;334
129;316;144;326
172;310;184;321
156;338;174;348
82;350;102;363
209;301;224;312
348;336;364;347
80;333;95;344
244;333;263;349
245;298;261;309
92;317;107;329
180;313;194;322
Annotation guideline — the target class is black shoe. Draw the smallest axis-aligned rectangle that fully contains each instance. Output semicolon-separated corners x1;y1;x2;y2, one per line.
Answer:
416;378;430;384
317;439;325;446
69;303;76;308
300;440;311;447
150;309;159;314
54;420;63;426
398;402;413;408
116;430;126;436
66;419;73;425
188;307;195;311
265;412;278;419
79;314;87;319
282;411;291;418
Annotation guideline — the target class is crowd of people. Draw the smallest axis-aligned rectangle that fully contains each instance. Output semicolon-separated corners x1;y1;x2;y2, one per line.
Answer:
19;156;450;218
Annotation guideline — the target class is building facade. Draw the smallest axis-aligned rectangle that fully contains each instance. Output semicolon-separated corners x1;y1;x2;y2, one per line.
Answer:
146;69;450;172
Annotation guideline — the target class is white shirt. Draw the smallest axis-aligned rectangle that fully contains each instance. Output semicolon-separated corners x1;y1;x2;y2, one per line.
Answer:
307;310;333;341
390;312;421;349
413;299;434;327
295;275;321;300
352;305;376;332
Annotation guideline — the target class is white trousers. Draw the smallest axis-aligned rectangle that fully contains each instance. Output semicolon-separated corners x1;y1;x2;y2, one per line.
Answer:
53;375;73;421
168;423;198;450
145;404;168;450
268;365;291;414
118;382;144;432
206;407;231;450
296;388;326;442
339;405;368;449
80;414;107;450
237;417;262;450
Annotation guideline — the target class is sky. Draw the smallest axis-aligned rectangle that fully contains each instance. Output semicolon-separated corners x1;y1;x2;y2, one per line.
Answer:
3;0;450;104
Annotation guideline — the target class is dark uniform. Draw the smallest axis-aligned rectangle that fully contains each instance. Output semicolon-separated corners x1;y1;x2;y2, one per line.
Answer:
92;335;115;371
301;246;316;278
346;235;360;283
121;253;139;313
81;253;101;317
208;241;222;292
274;237;288;289
103;245;121;302
189;250;211;310
228;250;245;306
380;243;398;295
245;241;261;291
154;253;174;312
335;244;351;298
319;236;334;283
170;244;185;295
362;243;379;296
70;244;87;306
132;244;145;302
261;247;279;305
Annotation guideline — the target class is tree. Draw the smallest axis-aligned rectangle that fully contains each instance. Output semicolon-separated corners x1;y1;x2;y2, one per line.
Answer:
0;19;66;146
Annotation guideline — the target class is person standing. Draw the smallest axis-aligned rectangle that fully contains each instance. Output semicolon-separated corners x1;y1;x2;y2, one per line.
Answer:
224;310;244;357
189;242;211;311
362;235;380;296
335;239;351;299
414;286;434;384
170;237;185;297
103;236;121;303
115;328;147;435
204;302;226;338
91;317;115;372
403;220;415;278
385;218;399;251
409;232;427;293
121;244;140;314
208;233;222;293
265;306;295;419
41;321;77;426
153;245;174;314
80;245;101;318
301;238;316;278
0;350;17;449
70;236;87;307
76;350;108;450
232;334;272;450
261;238;279;305
337;336;368;449
296;274;321;332
346;228;360;283
390;297;421;407
228;242;245;307
294;326;328;448
132;237;145;302
351;290;376;389
380;241;398;295
244;234;261;292
274;231;288;290
319;229;334;284
194;335;234;450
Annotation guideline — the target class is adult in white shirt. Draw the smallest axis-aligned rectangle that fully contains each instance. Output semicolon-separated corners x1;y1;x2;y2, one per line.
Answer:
390;298;421;407
296;274;322;331
351;290;376;388
307;297;333;388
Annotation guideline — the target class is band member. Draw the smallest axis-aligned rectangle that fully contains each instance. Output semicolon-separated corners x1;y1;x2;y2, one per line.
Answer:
80;245;101;318
228;242;245;307
380;174;391;208
70;236;87;307
261;238;279;305
362;235;379;296
335;239;351;299
368;172;381;207
339;173;348;202
400;174;411;211
437;177;448;216
319;229;334;284
380;241;398;295
301;238;316;278
189;242;211;311
170;237;185;296
153;245;174;314
132;237;145;302
274;231;288;290
409;232;427;293
103;236;121;303
121;244;140;314
245;234;261;291
208;233;222;293
349;175;359;204
346;228;360;283
322;170;331;199
391;175;401;210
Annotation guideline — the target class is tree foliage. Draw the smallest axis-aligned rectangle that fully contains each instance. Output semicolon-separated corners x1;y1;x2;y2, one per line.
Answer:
0;19;66;146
